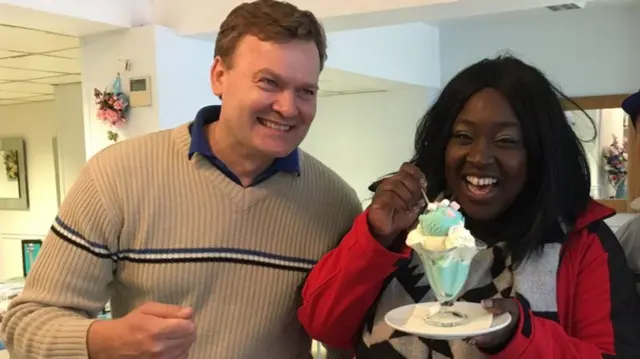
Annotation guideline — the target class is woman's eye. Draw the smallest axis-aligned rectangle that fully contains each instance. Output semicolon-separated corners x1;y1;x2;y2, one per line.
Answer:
496;137;520;144
453;132;473;141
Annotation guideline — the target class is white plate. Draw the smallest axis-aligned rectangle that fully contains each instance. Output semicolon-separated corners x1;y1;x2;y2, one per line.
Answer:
384;301;512;340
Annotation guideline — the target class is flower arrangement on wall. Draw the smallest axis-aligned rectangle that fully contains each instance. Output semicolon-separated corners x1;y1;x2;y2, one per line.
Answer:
94;74;130;142
2;150;18;181
602;134;628;198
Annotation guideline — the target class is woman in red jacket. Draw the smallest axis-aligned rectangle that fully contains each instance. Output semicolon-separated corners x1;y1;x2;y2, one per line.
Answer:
298;55;640;359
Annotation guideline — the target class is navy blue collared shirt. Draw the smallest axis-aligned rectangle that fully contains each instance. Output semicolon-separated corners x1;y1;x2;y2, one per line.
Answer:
188;105;300;186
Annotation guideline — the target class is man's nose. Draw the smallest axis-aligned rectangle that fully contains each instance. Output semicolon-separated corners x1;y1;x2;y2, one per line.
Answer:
273;91;298;118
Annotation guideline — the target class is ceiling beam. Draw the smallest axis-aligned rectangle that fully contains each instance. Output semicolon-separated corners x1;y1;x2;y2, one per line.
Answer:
0;47;79;60
0;23;77;38
0;65;77;75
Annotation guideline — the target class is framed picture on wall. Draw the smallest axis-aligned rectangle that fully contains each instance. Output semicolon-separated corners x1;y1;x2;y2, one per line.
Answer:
21;239;42;277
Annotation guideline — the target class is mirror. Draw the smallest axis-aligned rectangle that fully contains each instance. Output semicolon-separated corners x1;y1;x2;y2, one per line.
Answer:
563;95;638;213
0;138;29;210
567;108;629;200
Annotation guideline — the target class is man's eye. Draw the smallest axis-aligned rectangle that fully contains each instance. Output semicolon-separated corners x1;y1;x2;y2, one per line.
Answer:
259;78;278;87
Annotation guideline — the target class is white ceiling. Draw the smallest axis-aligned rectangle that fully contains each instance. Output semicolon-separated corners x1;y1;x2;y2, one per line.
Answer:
0;3;124;37
0;24;81;106
437;0;639;24
319;68;422;97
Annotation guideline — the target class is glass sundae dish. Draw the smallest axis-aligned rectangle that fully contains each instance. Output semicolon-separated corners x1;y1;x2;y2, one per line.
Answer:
406;199;486;327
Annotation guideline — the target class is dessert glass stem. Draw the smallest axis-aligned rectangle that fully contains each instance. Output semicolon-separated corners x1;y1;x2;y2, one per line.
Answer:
424;301;469;327
419;240;488;327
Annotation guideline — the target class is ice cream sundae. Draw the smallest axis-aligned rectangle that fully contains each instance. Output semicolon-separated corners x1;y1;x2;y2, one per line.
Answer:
407;199;475;252
406;199;486;327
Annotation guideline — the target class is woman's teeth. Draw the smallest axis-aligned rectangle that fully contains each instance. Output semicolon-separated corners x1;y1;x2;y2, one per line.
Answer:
465;176;498;196
466;176;498;186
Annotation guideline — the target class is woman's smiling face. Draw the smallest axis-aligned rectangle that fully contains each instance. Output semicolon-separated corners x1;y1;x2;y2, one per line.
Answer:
445;88;528;221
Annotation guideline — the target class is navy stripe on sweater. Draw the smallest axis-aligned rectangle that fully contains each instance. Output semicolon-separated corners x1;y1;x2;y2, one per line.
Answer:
51;216;316;273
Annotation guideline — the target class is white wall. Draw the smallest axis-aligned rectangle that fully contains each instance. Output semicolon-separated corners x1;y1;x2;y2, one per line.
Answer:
0;101;59;279
154;26;219;130
439;4;640;96
54;83;86;200
326;23;441;88
81;25;160;159
302;87;429;202
81;25;219;159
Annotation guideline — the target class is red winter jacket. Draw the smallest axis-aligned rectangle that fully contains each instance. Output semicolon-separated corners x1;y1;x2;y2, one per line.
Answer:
298;200;640;358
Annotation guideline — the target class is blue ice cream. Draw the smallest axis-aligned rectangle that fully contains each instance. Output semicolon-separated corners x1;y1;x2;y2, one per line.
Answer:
418;200;465;237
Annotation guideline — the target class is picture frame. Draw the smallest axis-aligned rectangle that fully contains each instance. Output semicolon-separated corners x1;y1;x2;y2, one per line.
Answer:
0;138;29;210
21;239;42;277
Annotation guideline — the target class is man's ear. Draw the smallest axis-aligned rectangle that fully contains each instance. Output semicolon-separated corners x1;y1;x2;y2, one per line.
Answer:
210;56;226;99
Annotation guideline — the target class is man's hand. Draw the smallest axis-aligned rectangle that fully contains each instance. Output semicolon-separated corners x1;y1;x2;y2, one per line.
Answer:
367;162;427;247
87;302;197;359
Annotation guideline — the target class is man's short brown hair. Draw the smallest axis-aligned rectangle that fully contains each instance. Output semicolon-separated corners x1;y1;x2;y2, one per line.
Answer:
215;0;327;70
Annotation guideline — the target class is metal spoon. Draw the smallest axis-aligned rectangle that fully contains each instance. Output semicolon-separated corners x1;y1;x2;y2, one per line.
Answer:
421;188;438;213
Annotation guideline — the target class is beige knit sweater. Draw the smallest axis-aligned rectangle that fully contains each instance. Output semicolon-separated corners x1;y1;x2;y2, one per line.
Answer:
1;123;362;359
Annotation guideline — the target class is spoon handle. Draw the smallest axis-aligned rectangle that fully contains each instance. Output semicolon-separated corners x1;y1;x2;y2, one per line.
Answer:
421;188;438;212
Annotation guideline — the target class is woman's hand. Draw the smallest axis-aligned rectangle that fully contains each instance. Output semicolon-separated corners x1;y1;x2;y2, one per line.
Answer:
466;298;520;350
367;162;427;247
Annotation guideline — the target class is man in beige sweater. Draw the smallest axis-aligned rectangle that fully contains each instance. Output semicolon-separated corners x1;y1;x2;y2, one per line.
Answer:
0;1;361;358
